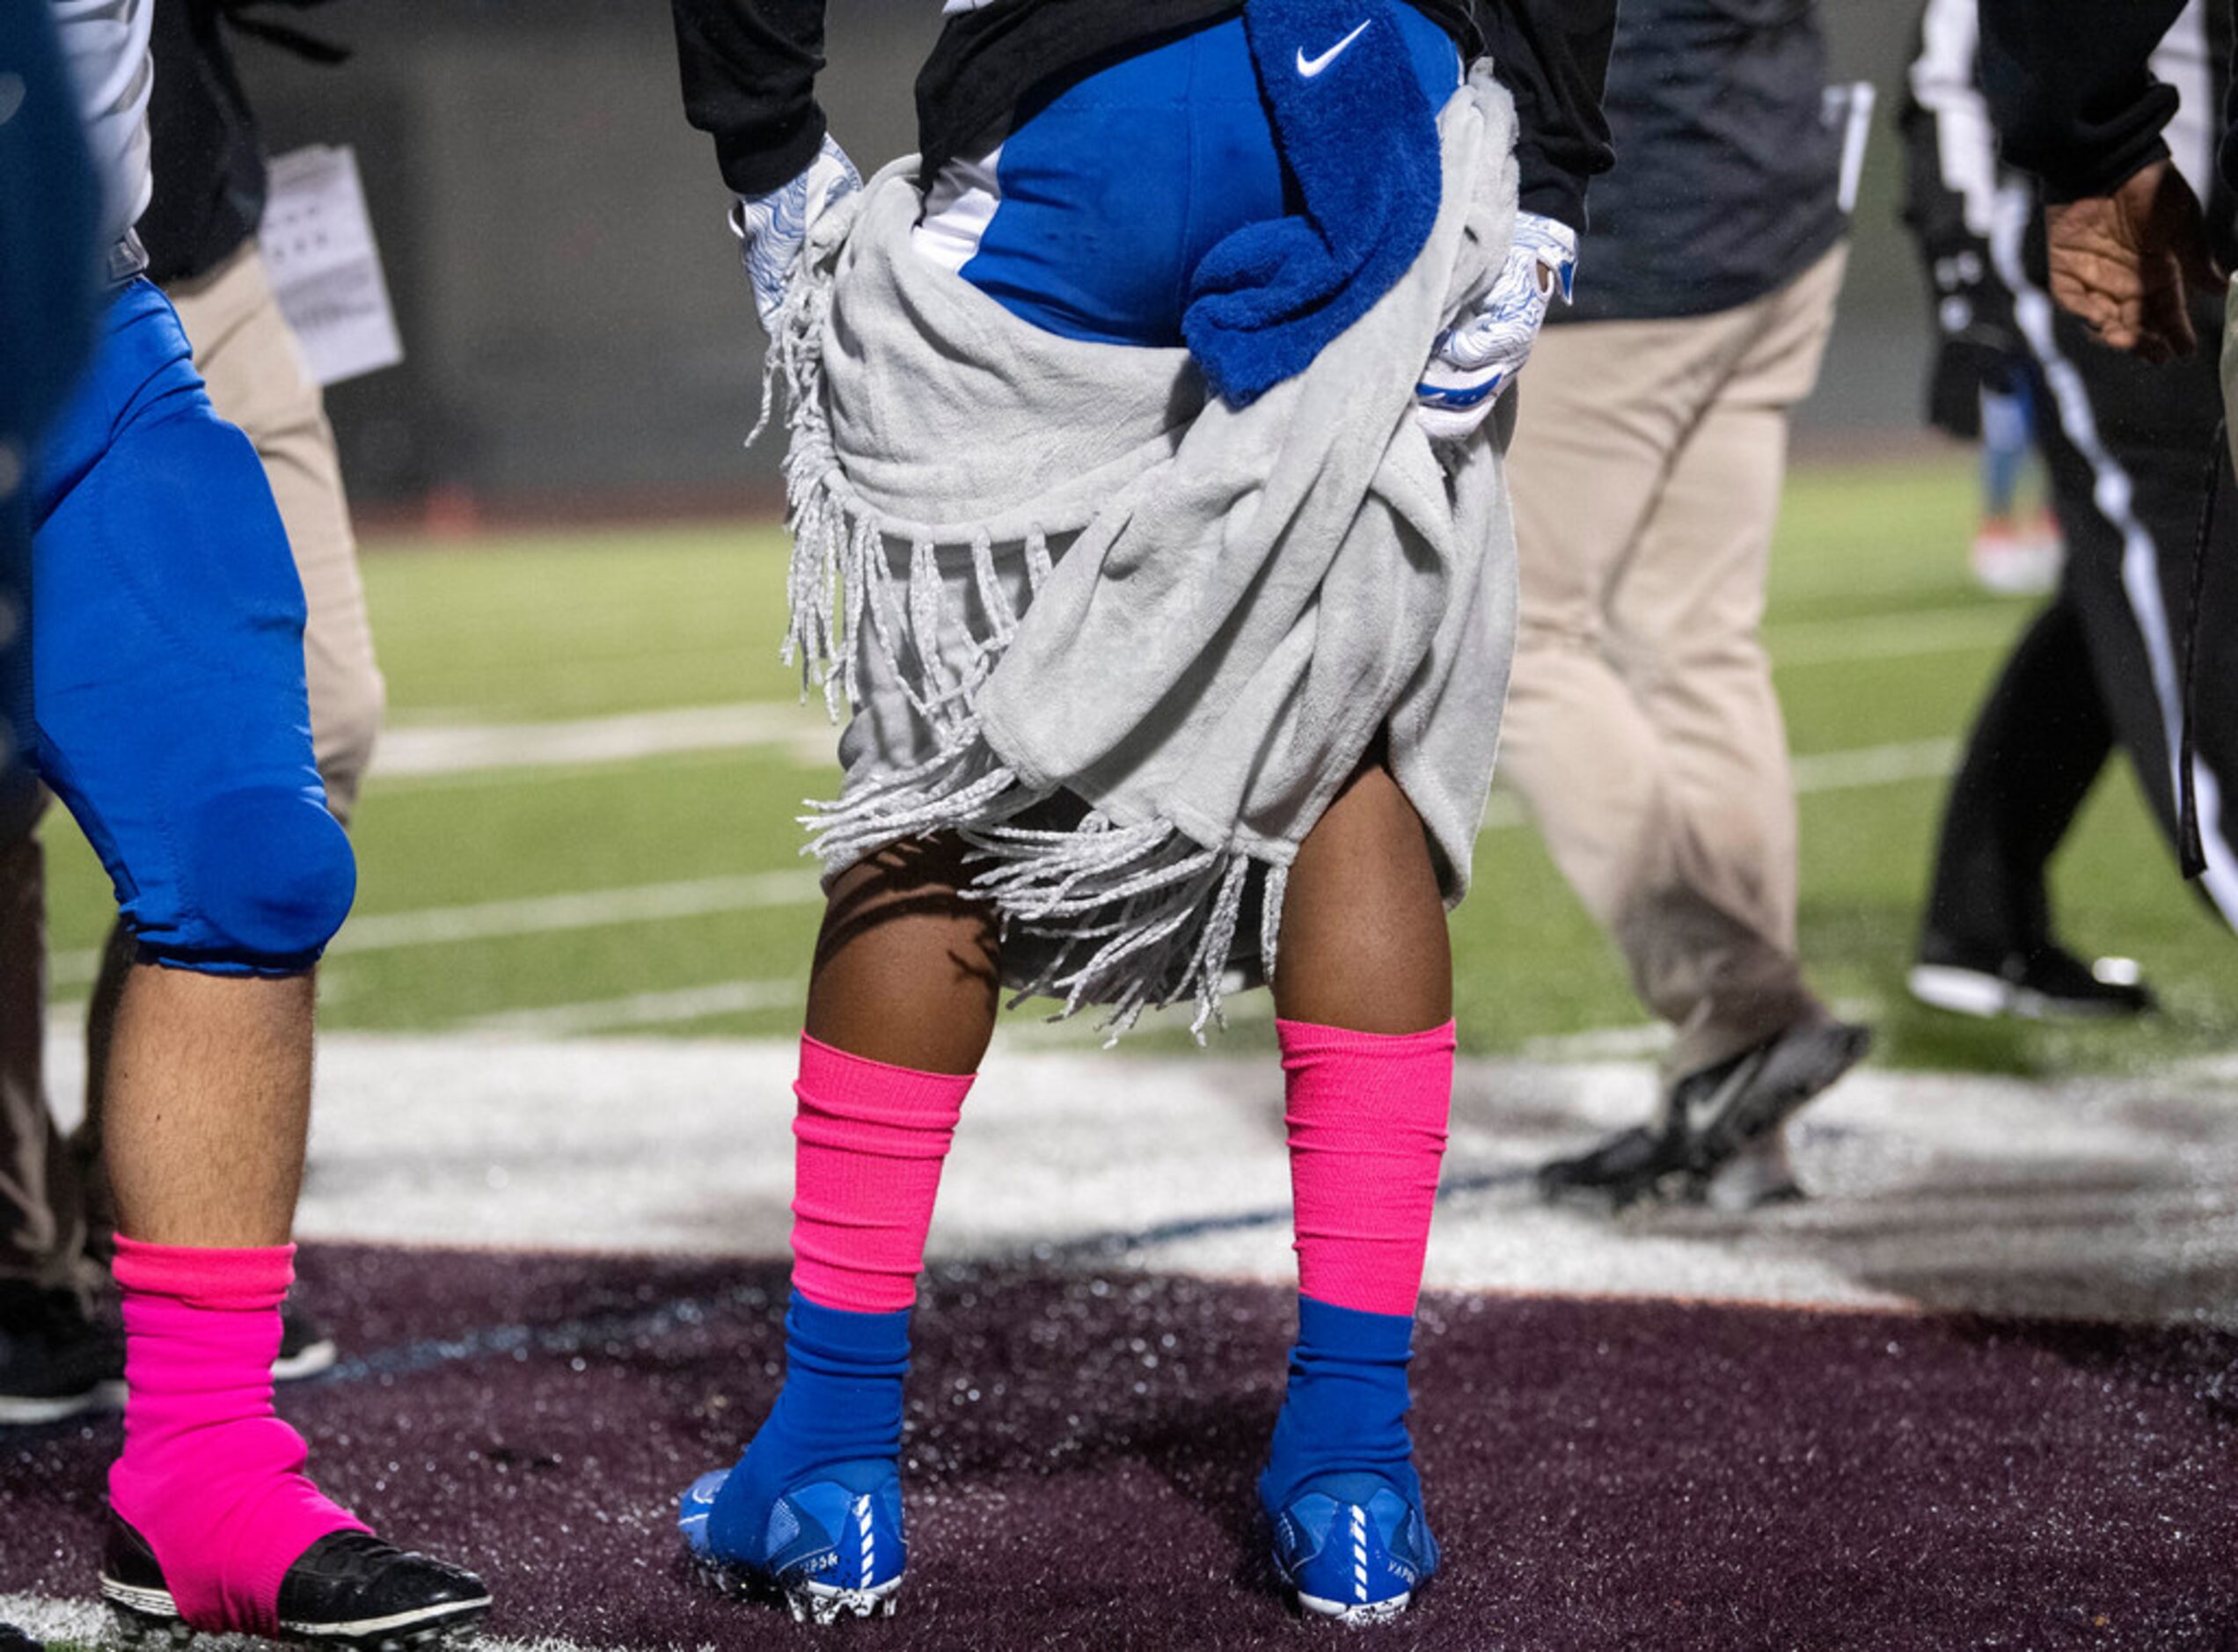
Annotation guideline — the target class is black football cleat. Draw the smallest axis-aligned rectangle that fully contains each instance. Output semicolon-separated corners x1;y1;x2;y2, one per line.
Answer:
102;1516;490;1650
274;1300;341;1384
1908;937;2156;1021
0;1282;123;1427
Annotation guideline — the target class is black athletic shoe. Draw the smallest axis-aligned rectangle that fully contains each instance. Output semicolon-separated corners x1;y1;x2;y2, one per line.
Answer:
276;1301;341;1384
0;1622;44;1652
1536;1125;1691;1210
102;1516;491;1650
1537;1014;1871;1210
1908;937;2157;1021
0;1282;123;1427
1668;1013;1872;1182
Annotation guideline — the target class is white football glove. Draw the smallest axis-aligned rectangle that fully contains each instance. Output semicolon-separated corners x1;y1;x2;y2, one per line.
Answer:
1415;211;1578;442
731;133;863;333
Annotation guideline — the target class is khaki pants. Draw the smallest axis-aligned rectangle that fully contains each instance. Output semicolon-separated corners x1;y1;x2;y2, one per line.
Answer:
1499;245;1846;1079
0;244;384;1289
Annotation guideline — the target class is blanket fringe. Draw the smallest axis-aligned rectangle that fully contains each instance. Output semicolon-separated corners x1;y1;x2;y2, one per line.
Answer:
764;219;1282;1039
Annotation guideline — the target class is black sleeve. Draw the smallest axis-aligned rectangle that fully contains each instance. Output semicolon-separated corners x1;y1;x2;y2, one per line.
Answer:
669;0;828;199
1978;0;2183;201
1479;0;1616;234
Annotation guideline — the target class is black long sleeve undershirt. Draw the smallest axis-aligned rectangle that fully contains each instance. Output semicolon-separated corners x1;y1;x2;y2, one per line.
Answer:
1978;0;2190;201
669;0;1614;232
670;0;830;205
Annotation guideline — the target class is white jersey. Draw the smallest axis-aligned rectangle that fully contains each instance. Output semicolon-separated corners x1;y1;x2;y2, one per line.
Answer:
52;0;155;256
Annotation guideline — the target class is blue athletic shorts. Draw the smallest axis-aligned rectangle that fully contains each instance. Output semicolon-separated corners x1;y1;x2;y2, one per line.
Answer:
916;11;1463;347
24;279;353;975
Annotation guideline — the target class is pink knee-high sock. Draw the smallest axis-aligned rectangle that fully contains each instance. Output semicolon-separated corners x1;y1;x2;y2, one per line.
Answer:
1278;1019;1456;1317
107;1239;366;1635
790;1034;974;1314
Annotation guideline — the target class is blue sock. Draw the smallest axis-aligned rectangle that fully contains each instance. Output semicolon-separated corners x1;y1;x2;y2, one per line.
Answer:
707;1291;911;1564
1259;1295;1422;1515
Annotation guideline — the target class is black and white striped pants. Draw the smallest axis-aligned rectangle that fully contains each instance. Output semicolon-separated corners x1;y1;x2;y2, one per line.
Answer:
1923;214;2238;951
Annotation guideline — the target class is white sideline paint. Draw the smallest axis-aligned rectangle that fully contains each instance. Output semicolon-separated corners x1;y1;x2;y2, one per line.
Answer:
38;1027;2238;1329
0;1597;611;1652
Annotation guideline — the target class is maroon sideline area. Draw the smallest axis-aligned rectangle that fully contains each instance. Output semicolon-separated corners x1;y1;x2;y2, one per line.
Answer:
6;1244;2238;1649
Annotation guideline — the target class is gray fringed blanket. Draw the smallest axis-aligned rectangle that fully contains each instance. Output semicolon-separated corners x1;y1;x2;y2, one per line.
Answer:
762;69;1522;1036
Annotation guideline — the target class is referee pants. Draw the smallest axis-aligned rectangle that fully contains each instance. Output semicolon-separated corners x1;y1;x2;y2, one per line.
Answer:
1500;245;1846;1080
1923;283;2238;952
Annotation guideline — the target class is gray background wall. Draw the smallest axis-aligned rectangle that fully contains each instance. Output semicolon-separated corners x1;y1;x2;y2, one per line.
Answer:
236;3;1932;513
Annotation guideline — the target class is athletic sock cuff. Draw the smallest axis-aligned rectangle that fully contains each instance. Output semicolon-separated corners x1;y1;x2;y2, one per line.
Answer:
795;1034;973;1153
786;1290;913;1369
111;1237;296;1312
1298;1294;1416;1363
1275;1019;1459;1057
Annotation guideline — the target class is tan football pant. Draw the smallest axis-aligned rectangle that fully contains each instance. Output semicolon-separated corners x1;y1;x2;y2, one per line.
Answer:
0;243;384;1290
1499;245;1847;1081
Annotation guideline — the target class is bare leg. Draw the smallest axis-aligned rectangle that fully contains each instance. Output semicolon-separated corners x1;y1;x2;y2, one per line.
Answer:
805;835;1001;1075
67;919;137;1261
1273;763;1452;1034
99;965;314;1249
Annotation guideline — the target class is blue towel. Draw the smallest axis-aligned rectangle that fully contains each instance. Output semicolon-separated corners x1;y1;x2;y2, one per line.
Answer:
1183;0;1444;407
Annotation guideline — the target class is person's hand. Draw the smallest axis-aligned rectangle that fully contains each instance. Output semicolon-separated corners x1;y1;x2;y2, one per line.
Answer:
1415;211;1578;443
731;134;862;333
2044;159;2225;363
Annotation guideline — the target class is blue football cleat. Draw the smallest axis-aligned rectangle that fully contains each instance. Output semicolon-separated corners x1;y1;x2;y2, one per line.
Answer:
1268;1472;1438;1626
680;1461;905;1625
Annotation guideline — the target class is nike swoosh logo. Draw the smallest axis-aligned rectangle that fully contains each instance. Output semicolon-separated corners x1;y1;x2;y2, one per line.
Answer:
1297;19;1373;79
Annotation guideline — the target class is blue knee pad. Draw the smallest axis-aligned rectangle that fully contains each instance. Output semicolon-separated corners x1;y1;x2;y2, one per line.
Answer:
134;784;355;975
31;283;354;977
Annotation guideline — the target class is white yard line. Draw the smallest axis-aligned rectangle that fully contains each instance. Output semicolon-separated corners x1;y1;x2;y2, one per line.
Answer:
48;873;824;990
48;741;1954;992
374;702;837;781
1483;737;1955;830
363;636;1967;795
1765;605;2022;667
466;979;804;1037
1788;736;1959;790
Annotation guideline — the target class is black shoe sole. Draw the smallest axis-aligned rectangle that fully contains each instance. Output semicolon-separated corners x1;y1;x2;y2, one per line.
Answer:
1534;1133;1693;1212
1906;963;2154;1022
104;1582;489;1652
1683;1020;1873;1178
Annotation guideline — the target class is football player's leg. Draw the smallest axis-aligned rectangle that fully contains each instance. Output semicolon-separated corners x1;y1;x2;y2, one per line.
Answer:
31;284;485;1648
74;244;388;1321
1254;761;1452;1623
682;837;990;1621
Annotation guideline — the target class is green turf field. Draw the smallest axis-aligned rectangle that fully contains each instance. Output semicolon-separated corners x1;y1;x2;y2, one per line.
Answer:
36;457;2238;1071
